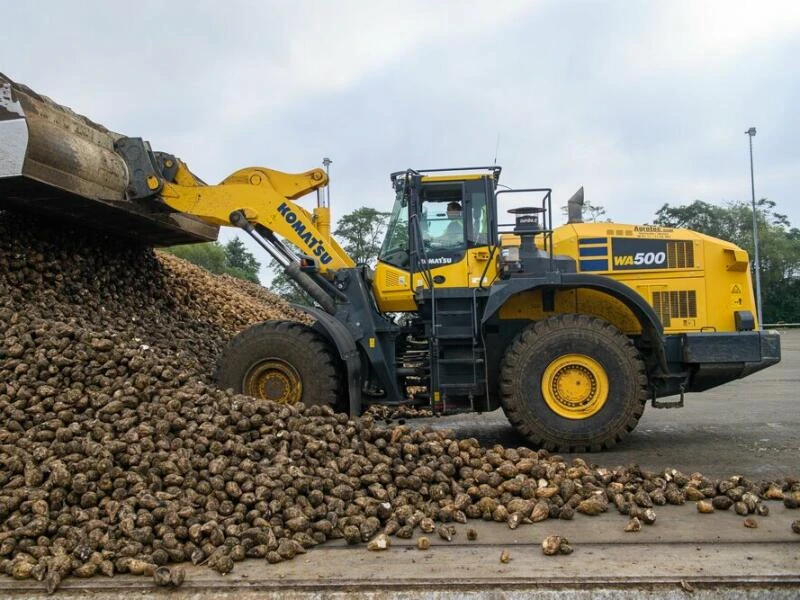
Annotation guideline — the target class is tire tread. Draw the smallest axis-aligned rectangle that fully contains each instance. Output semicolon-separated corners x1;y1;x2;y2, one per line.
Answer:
499;314;648;453
214;320;342;409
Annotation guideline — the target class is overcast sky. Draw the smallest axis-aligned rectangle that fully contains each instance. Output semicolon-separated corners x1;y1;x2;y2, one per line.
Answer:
5;0;799;282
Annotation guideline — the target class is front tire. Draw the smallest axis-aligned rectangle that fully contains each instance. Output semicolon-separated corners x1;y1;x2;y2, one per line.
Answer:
214;320;341;409
499;314;647;452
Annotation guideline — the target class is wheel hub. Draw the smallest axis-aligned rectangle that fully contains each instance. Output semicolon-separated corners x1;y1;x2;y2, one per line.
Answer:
542;354;608;419
243;359;302;404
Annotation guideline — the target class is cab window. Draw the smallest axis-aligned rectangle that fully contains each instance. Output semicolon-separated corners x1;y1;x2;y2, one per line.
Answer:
378;190;410;268
467;187;488;246
420;183;466;253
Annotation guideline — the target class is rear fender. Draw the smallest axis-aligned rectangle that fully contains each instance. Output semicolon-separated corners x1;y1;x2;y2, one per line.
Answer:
483;273;668;372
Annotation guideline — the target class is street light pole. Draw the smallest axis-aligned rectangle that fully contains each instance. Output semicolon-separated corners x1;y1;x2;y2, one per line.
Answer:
745;127;763;327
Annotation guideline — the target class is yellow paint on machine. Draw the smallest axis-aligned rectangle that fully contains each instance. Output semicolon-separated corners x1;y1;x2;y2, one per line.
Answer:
499;222;759;333
373;218;758;335
421;174;489;183
541;353;609;420
373;246;499;312
498;287;644;335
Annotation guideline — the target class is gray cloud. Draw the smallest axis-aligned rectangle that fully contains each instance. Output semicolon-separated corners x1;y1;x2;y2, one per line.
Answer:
4;0;798;284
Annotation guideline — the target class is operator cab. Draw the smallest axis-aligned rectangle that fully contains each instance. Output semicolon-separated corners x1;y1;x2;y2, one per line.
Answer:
379;170;496;268
374;167;500;312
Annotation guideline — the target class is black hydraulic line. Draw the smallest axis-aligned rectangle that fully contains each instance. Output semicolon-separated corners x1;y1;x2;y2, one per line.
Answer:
282;262;338;315
410;213;434;290
255;225;348;303
229;210;337;315
478;244;498;290
405;172;434;291
308;270;349;303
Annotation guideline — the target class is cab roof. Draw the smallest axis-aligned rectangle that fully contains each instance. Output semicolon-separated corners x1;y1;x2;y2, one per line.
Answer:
390;166;502;185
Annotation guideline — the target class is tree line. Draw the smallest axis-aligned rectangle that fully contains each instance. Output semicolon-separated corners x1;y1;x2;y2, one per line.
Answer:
163;238;261;283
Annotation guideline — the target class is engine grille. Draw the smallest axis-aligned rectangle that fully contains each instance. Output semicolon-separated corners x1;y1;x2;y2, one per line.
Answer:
666;240;695;268
385;270;403;288
653;290;697;327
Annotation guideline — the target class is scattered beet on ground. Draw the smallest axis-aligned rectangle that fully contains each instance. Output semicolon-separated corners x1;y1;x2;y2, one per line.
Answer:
0;210;798;593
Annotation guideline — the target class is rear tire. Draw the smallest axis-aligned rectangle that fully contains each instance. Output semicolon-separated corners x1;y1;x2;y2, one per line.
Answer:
214;320;342;409
499;314;647;452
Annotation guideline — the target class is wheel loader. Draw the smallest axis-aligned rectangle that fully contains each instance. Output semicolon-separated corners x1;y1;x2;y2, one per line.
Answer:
0;74;781;451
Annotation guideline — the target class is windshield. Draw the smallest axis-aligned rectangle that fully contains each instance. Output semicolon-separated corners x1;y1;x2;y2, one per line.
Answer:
378;189;410;268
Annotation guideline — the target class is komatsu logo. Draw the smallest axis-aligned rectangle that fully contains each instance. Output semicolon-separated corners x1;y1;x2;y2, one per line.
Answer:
277;202;333;265
423;256;453;265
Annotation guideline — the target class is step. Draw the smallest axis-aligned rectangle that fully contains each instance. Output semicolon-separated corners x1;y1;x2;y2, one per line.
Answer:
396;367;429;376
437;357;485;365
438;382;485;392
435;332;475;340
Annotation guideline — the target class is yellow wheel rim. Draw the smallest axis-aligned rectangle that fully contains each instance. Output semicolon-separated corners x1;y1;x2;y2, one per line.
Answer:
243;359;302;404
542;354;608;419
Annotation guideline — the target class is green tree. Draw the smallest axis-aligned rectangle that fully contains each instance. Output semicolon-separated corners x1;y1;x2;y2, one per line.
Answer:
333;207;390;265
269;269;312;305
653;199;800;323
225;238;261;281
584;202;609;223
268;206;390;304
165;239;261;284
560;201;609;223
164;242;228;273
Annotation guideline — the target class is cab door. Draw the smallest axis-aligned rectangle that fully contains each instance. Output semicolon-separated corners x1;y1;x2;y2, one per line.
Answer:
410;179;471;290
463;178;499;288
374;183;415;312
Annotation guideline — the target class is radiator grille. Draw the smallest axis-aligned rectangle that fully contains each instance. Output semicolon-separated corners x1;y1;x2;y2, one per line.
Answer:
652;290;697;327
666;240;695;268
385;270;402;287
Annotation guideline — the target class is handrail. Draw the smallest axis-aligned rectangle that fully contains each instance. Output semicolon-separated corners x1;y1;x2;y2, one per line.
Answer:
496;187;554;270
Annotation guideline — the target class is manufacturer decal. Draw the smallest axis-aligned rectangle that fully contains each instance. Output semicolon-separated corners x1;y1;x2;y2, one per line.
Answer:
277;202;333;265
422;256;453;266
634;225;673;233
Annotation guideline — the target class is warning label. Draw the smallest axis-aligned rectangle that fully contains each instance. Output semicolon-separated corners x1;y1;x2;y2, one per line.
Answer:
730;283;744;307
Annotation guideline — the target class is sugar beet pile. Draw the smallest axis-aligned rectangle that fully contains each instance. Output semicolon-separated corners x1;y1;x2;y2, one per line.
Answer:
0;211;798;592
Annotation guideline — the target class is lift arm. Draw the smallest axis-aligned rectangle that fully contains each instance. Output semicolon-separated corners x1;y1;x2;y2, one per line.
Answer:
115;137;355;275
162;162;355;272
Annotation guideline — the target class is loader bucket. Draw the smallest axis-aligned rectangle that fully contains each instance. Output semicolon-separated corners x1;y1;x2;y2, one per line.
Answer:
0;73;217;246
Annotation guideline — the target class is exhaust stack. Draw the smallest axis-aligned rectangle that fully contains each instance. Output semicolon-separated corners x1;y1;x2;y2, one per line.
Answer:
566;186;584;224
